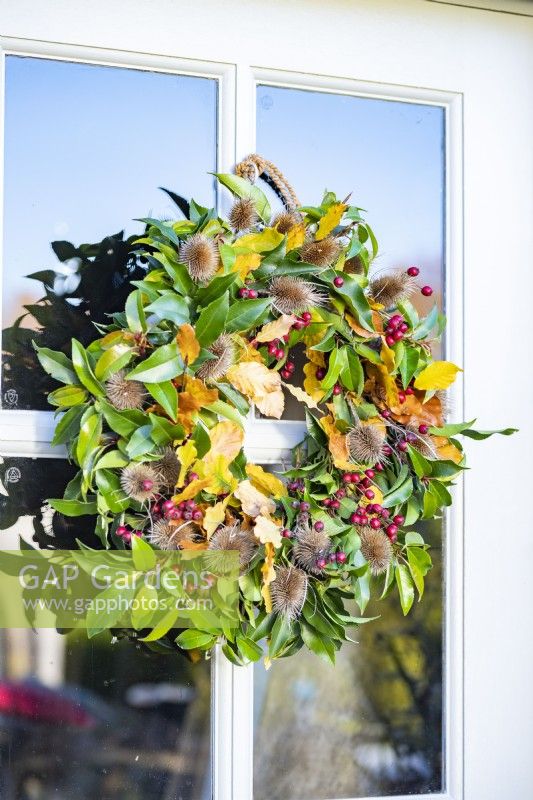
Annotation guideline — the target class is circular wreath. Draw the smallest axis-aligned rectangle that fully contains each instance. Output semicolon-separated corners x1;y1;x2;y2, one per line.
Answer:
38;155;513;665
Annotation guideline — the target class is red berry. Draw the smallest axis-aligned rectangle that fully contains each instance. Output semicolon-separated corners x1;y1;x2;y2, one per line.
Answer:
170;509;182;520
301;311;312;323
238;287;249;298
316;367;326;380
336;551;347;564
330;499;340;510
162;499;175;512
383;444;393;456
333;384;342;396
192;510;203;521
389;314;402;327
421;285;433;296
406;432;417;443
281;529;292;538
275;348;285;360
188;472;199;482
281;369;291;379
351;473;361;483
335;488;346;499
385;334;396;347
361;477;370;489
268;342;278;355
141;479;154;491
323;498;332;507
366;504;375;514
185;499;196;510
342;473;353;484
373;504;383;514
286;361;295;372
359;514;369;526
293;320;305;330
122;532;132;543
152;503;161;514
328;552;337;563
316;557;327;570
283;334;290;343
393;329;403;341
350;512;359;524
381;409;391;419
393;514;404;525
116;525;128;537
365;469;375;479
247;289;258;299
407;266;420;277
133;530;143;537
398;440;408;452
178;501;186;510
386;523;398;537
314;521;325;532
398;391;406;404
183;511;192;520
381;509;390;519
365;489;375;500
419;424;429;434
399;322;409;333
333;276;344;288
405;387;414;395
370;518;381;530
375;462;384;472
300;501;310;512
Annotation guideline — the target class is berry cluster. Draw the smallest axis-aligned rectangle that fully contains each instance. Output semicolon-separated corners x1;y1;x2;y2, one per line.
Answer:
237;287;258;299
384;313;410;347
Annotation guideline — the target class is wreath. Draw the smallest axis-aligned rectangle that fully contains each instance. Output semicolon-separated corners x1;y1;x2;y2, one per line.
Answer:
37;155;514;665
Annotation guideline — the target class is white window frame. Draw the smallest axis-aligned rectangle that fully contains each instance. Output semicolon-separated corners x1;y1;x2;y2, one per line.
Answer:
0;36;464;800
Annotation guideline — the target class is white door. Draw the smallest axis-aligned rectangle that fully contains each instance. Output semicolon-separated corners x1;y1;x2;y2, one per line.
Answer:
0;2;531;800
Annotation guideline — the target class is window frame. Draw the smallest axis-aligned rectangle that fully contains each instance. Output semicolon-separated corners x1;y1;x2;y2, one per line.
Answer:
0;36;465;800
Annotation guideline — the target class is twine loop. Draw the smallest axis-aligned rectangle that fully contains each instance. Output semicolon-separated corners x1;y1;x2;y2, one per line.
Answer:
235;154;300;210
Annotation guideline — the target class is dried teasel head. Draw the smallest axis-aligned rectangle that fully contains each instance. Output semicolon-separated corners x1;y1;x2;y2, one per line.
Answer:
271;565;308;620
358;526;393;575
369;270;415;308
105;369;146;411
269;276;325;316
345;254;365;275
300;237;341;268
196;334;235;383
229;197;258;232
272;210;302;234
293;524;331;576
406;423;436;459
207;523;258;574
346;423;387;465
179;233;219;283
120;463;162;504
149;520;203;550
155;446;181;491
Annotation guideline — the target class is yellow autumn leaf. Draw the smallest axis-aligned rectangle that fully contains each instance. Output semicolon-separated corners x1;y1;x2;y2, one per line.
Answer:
177;377;218;433
246;464;287;499
360;484;384;507
256;314;297;343
380;341;396;373
283;382;320;410
285;222;306;251
233;251;261;280
234;479;276;517
261;542;276;612
226;362;284;419
303;361;324;403
235;228;284;253
172;477;211;503
204;421;244;465
176;440;197;487
194;454;238;496
321;415;352;469
414;361;462;391
203;496;230;538
306;347;325;367
176;324;201;364
433;437;464;464
315;202;347;241
254;515;282;548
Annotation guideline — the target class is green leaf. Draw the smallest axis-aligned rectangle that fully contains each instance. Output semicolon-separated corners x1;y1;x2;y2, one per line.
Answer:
71;339;105;397
175;629;217;650
300;620;336;664
195;273;238;307
216;382;250;416
130;534;157;571
395;564;415;615
149;413;185;445
341;348;364;395
131;584;159;630
125;424;154;458
145;292;189;326
382;474;413;508
98;400;148;437
125;289;148;333
145;381;178;422
407;445;432;478
126;343;183;383
76;409;102;469
94;343;133;381
322;270;374;331
51;405;86;446
48;385;88;408
48;498;97;516
206;399;245;428
321;347;345;391
34;345;77;385
399;346;419;389
95;450;129;470
235;634;263;662
412;304;439;341
141;609;180;641
215;173;271;223
195;291;229;346
269;615;294;658
225;296;272;333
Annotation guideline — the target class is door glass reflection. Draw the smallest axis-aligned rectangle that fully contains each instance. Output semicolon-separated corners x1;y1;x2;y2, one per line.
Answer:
0;457;212;800
1;56;217;410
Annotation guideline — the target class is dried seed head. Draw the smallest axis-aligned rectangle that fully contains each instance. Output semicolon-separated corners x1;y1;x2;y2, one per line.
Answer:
345;254;365;275
406;423;436;458
155;446;181;490
229;197;258;232
196;334;235;383
120;463;162;503
300;237;341;267
207;523;258;574
149;520;203;550
272;211;302;234
293;525;331;575
271;565;308;620
179;233;219;283
269;276;325;316
369;270;415;308
105;369;146;411
347;424;387;465
358;526;393;575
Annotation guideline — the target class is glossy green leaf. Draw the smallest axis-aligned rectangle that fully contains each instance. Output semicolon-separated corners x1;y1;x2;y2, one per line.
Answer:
395;564;415;615
71;339;105;397
175;629;217;650
225;296;271;333
126;343;183;383
34;345;77;385
215;173;271;223
48;385;88;408
131;534;157;571
145;292;189;326
195;291;229;346
145;381;178;422
48;498;98;516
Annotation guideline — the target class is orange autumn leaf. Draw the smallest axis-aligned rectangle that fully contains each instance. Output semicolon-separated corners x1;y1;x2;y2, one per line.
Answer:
321;414;352;469
176;324;201;364
390;392;444;428
346;310;382;338
256;314;297;343
178;377;218;432
432;436;464;464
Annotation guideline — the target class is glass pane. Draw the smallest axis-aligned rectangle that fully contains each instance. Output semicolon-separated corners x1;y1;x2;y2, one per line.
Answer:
0;457;211;799
1;56;217;411
254;86;445;797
